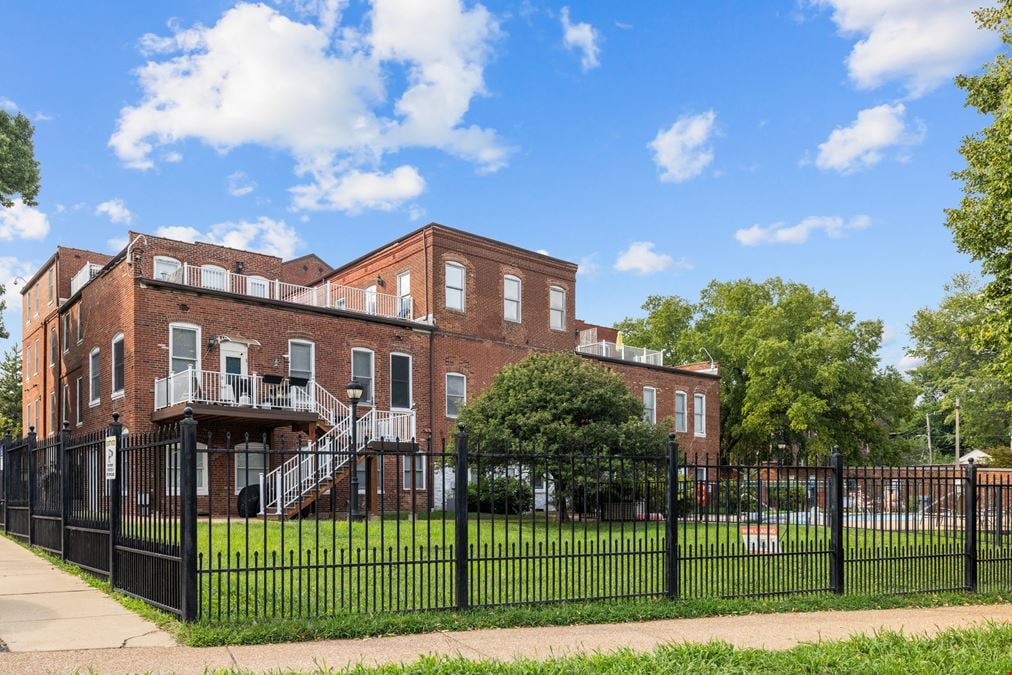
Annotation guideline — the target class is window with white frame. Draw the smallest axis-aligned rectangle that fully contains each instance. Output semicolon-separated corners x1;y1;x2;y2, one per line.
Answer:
200;264;227;291
390;353;412;410
643;387;656;424
166;442;208;495
396;271;411;317
48;266;54;304
402;454;425;490
89;348;100;406
49;391;56;432
170;325;199;374
675;391;687;433
288;340;314;383
445;262;465;311
693;393;706;437
247;275;269;298
153;256;181;281
445;373;466;418
49;328;56;367
351;348;374;403
62;314;70;353
77;305;83;343
365;284;377;314
75;377;83;426
549;286;566;330
234;443;266;493
33;339;39;375
111;333;125;397
503;275;521;322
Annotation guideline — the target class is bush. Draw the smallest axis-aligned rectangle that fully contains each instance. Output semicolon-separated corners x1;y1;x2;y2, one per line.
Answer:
468;476;534;515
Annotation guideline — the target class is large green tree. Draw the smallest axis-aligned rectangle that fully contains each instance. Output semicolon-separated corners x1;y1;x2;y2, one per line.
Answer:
0;109;41;208
908;274;1011;456
946;1;1012;386
0;345;22;438
617;279;916;464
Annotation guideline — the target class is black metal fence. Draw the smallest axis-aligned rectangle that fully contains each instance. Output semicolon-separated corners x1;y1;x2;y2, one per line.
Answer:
5;414;1012;624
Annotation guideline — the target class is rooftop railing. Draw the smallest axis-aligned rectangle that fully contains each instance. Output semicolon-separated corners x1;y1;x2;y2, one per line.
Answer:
70;262;104;296
576;340;665;366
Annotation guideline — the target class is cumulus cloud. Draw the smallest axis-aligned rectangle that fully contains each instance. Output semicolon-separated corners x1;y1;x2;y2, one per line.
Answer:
95;198;134;225
577;253;601;278
227;171;256;197
614;242;690;275
290;165;425;212
112;1;507;212
897;353;924;372
561;7;600;71
0;201;50;240
0;98;17;112
648;111;717;183
156;217;303;260
0;257;39;311
815;104;923;173
735;214;871;246
815;0;999;97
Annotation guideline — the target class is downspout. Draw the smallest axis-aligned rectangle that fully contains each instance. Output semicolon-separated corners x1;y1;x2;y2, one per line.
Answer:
425;231;435;449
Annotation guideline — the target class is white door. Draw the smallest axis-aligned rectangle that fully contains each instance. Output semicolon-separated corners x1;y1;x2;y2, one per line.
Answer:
397;272;411;317
219;342;249;404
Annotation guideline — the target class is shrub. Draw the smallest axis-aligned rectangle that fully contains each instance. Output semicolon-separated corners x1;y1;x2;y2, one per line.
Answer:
468;476;534;515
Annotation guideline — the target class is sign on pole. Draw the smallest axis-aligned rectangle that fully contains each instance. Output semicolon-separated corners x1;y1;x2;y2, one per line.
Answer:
105;435;117;480
740;525;780;554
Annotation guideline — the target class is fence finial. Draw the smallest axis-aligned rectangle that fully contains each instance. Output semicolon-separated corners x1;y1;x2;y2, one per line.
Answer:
183;406;194;420
111;412;120;423
28;425;35;435
62;420;70;432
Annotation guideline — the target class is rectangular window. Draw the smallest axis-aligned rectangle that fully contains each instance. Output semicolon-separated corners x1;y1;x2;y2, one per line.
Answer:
49;328;57;367
33;339;39;375
49;391;56;432
153;256;181;281
75;377;83;426
351;349;374;403
396;271;411;318
77;306;83;343
402;454;426;490
390;353;412;410
89;348;100;405
33;284;39;317
170;326;198;374
288;340;313;381
166;443;208;495
675;391;687;433
694;393;706;437
503;275;521;322
235;449;266;493
247;276;269;298
643;387;656;424
111;334;125;397
62;314;70;353
445;373;466;418
445;262;465;311
24;343;30;380
549;286;566;330
48;267;54;305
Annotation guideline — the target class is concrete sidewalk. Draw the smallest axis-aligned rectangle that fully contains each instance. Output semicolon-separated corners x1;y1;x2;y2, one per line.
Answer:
0;535;174;653
2;602;1012;674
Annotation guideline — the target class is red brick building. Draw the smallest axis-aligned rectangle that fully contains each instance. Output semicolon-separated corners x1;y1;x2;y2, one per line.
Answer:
20;223;720;515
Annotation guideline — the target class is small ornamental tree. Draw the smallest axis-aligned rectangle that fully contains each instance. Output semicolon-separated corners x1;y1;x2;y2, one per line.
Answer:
456;352;669;521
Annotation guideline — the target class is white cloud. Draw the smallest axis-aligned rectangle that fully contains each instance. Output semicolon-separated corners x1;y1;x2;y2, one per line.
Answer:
227;171;257;197
614;242;689;275
163;150;183;163
561;7;600;71
881;324;898;346
898;353;924;372
0;201;50;240
815;103;923;173
156;217;303;260
107;236;129;252
815;0;999;97
0;257;38;311
290;165;425;212
735;214;871;246
577;253;601;278
535;248;550;256
113;1;507;212
407;203;425;221
95;198;134;225
648;111;717;183
0;98;17;112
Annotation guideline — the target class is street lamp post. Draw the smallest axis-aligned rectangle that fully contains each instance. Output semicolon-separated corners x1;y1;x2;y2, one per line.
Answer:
347;380;364;521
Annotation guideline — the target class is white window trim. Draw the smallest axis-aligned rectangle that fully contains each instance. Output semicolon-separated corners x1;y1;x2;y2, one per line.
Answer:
200;264;228;291
389;352;413;411
247;275;270;298
75;377;83;427
152;255;182;281
643;386;657;424
675;390;688;433
503;274;522;323
48;268;54;305
62;314;70;353
165;443;209;496
111;332;125;400
49;328;56;368
444;261;465;312
89;347;101;407
549;286;567;331
76;306;83;344
288;338;315;381
694;393;706;438
234;442;267;495
351;347;375;404
402;453;427;491
445;372;466;419
170;323;202;375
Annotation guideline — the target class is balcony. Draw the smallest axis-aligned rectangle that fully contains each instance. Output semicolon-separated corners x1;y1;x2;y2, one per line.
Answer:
576;341;665;366
70;263;103;295
162;263;415;322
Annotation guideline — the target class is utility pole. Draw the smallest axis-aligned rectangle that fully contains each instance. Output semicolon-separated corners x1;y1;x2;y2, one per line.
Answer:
954;397;961;465
926;413;933;465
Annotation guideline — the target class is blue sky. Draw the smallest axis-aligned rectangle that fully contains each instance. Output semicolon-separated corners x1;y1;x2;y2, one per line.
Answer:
0;1;998;369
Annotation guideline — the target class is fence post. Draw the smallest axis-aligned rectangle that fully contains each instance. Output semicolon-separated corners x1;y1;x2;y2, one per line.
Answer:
830;448;844;595
27;426;37;546
108;413;123;588
665;433;680;599
60;421;71;561
965;458;977;593
2;433;9;535
180;407;199;622
454;424;469;611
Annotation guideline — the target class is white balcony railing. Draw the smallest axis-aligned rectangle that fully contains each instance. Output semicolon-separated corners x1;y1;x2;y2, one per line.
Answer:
154;367;342;415
70;263;104;295
163;263;414;322
576;341;665;366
